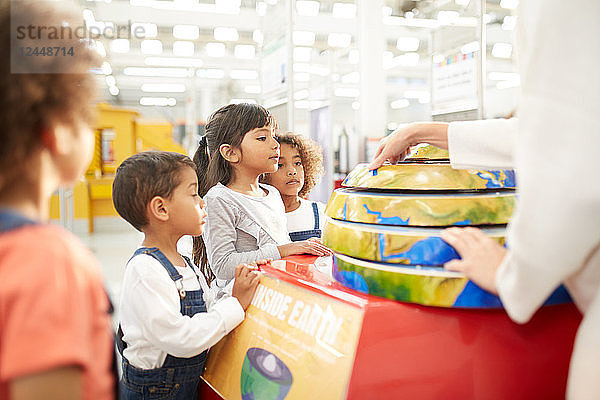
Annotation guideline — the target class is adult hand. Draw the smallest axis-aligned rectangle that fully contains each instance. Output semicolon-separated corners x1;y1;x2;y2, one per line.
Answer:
368;122;450;170
277;240;333;258
440;227;506;295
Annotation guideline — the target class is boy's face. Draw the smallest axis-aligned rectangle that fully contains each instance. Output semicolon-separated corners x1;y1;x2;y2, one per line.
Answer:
267;143;304;197
165;166;207;236
238;125;280;175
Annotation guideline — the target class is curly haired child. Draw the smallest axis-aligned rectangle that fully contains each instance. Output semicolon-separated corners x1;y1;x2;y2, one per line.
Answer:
261;132;325;241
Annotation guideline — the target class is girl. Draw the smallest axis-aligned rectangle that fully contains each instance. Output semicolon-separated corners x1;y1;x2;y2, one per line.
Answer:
261;132;326;241
193;103;331;286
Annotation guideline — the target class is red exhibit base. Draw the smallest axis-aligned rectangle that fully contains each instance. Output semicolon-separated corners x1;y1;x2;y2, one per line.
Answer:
200;255;581;399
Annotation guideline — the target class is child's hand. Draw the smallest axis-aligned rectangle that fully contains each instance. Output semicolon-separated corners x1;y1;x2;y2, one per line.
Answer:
232;264;260;310
249;258;272;268
277;240;333;258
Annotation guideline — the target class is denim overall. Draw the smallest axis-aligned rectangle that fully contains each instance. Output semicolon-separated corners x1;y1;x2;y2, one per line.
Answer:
289;202;322;242
0;209;120;398
118;247;208;400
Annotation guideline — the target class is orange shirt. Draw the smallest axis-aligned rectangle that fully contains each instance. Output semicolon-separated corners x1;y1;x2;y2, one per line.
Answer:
0;224;114;400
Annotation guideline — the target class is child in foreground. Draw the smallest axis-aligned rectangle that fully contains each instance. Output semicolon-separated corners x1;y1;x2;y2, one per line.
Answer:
113;151;260;400
0;2;115;399
193;103;331;287
261;132;326;241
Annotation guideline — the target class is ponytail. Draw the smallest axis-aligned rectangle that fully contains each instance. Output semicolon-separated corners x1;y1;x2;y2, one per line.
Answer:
192;103;276;283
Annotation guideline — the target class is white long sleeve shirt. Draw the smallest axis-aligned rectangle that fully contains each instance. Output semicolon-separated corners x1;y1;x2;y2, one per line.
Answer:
447;0;600;325
119;251;245;369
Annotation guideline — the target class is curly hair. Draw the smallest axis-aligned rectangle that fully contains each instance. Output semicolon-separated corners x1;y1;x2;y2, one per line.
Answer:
263;132;324;199
0;1;100;191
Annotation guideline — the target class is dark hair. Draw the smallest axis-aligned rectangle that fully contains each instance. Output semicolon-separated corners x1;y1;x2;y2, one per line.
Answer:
113;151;196;232
192;103;276;282
261;132;324;198
0;1;100;192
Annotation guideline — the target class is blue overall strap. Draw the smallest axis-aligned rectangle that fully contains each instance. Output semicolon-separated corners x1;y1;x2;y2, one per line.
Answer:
129;247;186;298
311;202;320;230
0;209;36;233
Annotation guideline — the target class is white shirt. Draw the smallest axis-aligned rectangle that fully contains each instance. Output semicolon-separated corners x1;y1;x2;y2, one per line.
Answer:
447;2;600;396
286;199;325;233
119;250;245;369
202;183;290;284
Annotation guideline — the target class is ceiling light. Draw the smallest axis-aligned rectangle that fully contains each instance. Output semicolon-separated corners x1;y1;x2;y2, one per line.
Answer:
492;43;512;59
500;0;518;9
455;0;470;6
253;29;264;45
205;42;226;57
396;37;419;52
334;88;359;97
390;99;410;109
386;52;420;69
348;49;359;64
230;69;258;80
461;41;479;54
214;27;239;41
502;15;517;30
173;41;195;57
140;97;177;106
105;75;116;86
124;67;189;77
110;39;130;53
173;25;199;40
245;85;261;94
294;89;309;100
296;1;320;16
197;69;225;79
332;3;356;18
145;57;203;67
101;62;112;75
141;83;186;93
294;47;312;62
141;39;163;55
293;31;315;46
109;86;119;96
215;0;241;14
131;22;158;38
94;41;106;58
328;33;352;48
234;45;256;59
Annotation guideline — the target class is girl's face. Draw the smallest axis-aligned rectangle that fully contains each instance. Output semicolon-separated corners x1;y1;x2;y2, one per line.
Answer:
238;125;280;175
165;166;207;236
267;143;304;197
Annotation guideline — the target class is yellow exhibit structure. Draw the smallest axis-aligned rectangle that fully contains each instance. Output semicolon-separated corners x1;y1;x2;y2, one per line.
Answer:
49;103;188;232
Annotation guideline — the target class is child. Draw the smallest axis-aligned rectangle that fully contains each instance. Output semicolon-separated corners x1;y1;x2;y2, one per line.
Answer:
112;151;260;400
261;132;325;241
193;103;331;286
0;2;115;400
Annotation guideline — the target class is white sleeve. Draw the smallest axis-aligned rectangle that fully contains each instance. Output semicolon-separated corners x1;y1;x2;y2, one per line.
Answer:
127;262;244;358
495;0;600;323
447;118;517;170
203;196;280;281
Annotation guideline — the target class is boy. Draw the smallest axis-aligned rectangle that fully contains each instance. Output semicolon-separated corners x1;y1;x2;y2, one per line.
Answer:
112;151;259;400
